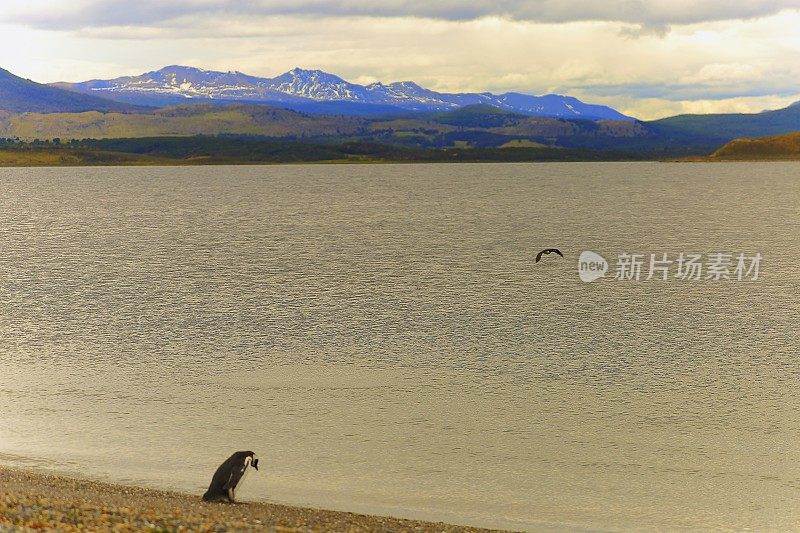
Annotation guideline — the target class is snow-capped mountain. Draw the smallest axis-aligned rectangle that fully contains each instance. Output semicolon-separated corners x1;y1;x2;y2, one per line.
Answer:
53;66;633;120
268;68;363;100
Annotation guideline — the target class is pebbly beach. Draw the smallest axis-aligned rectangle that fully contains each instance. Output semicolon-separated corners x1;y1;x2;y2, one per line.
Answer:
0;466;502;533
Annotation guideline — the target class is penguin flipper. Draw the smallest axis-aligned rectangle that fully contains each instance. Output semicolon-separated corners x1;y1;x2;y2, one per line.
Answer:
222;467;244;491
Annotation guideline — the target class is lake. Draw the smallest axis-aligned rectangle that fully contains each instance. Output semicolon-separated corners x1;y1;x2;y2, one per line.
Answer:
0;163;798;531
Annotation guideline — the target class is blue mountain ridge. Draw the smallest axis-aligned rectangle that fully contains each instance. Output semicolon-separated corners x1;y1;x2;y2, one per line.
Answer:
53;65;634;121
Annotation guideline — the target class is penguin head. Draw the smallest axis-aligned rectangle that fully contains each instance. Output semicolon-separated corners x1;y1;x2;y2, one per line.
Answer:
243;451;259;471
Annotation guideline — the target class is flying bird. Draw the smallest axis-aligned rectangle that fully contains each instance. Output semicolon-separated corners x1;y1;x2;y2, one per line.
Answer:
202;451;259;502
536;248;564;263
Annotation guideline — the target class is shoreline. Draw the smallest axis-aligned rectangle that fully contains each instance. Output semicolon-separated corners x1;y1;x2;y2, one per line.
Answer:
0;466;504;532
2;156;799;167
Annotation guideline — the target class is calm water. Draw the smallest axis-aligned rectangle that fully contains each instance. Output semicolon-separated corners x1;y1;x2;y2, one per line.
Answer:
0;163;799;531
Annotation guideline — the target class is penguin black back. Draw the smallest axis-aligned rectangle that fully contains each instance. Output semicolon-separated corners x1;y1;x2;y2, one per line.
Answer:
202;450;259;502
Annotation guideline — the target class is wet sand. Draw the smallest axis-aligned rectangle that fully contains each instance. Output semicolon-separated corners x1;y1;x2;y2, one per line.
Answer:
0;467;503;532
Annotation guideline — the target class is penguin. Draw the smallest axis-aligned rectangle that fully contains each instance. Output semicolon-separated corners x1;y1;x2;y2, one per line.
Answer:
202;450;259;502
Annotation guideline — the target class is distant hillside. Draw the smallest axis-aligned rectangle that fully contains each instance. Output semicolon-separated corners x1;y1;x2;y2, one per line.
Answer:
710;131;800;160
0;68;138;113
648;103;800;142
0;104;365;140
54;65;633;120
0;102;658;153
368;107;656;151
432;104;522;127
1;136;651;166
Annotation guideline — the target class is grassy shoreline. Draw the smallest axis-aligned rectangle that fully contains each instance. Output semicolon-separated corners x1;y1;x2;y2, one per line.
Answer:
0;466;501;532
4;139;798;167
0;139;666;166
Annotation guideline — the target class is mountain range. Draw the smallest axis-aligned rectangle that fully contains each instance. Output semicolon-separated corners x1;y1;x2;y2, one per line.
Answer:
52;65;633;121
2;64;800;161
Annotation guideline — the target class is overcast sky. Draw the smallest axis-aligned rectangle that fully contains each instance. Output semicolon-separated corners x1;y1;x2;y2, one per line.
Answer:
2;0;799;119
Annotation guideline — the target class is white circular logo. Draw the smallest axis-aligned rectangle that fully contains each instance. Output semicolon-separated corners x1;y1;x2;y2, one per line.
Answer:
578;251;608;282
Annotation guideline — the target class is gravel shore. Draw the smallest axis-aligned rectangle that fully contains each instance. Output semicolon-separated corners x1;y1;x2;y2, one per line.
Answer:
0;467;502;533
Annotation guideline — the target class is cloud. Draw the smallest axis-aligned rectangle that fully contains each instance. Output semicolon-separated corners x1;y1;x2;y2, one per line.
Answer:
619;22;670;38
1;3;799;120
4;0;800;30
582;75;800;102
606;93;800;119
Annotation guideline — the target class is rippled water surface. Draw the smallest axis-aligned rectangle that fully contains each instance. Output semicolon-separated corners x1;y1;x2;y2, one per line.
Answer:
1;163;799;531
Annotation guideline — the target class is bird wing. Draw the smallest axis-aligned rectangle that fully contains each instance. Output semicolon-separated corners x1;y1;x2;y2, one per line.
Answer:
553;249;564;257
535;250;544;263
222;464;246;491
